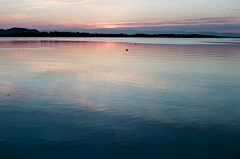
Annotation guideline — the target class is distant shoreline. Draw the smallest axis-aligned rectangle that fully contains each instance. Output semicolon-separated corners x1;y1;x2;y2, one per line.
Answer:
1;33;240;38
1;28;240;38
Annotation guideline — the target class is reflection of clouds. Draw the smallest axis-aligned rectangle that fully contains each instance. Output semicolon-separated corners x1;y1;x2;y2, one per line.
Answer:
0;41;240;128
31;66;169;90
0;82;14;94
77;68;168;90
0;68;18;78
1;81;239;129
239;105;240;116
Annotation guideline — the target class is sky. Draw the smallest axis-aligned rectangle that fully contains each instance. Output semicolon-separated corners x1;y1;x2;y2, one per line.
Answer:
0;0;240;33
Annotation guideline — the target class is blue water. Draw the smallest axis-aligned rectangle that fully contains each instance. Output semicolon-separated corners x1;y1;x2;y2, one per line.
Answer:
0;38;240;158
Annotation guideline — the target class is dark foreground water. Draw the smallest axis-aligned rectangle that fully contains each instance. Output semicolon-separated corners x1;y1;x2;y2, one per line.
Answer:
0;38;240;159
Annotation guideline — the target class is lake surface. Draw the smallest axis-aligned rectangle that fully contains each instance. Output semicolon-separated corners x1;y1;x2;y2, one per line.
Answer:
0;38;240;159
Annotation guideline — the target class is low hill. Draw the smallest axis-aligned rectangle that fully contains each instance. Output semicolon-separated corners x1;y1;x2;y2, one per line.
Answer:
0;28;40;35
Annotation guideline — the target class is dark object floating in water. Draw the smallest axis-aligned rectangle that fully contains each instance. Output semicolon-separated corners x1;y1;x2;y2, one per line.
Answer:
7;94;9;96
126;49;128;51
135;44;137;45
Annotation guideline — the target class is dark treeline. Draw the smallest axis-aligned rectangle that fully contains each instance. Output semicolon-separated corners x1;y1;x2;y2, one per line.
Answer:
0;31;221;38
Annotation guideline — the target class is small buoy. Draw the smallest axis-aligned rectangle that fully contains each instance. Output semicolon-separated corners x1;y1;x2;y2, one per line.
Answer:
126;49;128;51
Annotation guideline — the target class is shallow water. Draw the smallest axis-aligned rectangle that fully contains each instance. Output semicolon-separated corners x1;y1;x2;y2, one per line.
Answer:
0;38;240;159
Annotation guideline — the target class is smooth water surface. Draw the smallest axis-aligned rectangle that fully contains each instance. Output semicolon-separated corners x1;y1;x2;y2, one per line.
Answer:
0;38;240;159
1;37;240;44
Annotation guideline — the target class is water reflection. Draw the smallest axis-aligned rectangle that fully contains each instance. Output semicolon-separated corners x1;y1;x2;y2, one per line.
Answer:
0;40;240;159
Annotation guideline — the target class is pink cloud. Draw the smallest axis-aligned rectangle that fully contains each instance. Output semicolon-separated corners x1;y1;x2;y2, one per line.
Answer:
93;17;240;29
0;14;32;20
36;17;239;30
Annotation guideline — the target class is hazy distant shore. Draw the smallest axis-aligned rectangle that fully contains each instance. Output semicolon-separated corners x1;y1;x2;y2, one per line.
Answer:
0;32;228;38
1;28;240;38
1;32;240;38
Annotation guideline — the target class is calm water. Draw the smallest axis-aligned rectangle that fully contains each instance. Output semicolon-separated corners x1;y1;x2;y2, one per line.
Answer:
0;38;240;159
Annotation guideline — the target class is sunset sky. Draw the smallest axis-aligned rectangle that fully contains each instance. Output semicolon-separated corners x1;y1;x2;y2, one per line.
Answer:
0;0;240;33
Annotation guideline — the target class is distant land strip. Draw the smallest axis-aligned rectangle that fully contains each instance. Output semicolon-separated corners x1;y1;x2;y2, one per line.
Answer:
0;28;239;38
